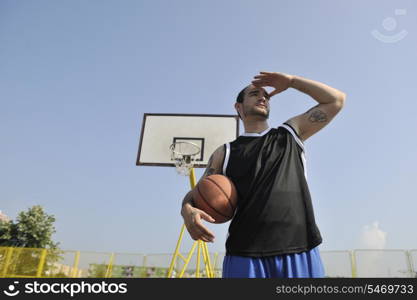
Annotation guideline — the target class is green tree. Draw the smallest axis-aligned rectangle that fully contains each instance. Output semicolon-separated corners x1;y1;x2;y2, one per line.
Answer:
0;205;63;277
0;205;59;248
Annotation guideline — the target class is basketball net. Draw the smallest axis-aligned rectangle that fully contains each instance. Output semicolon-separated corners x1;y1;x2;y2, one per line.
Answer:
169;141;200;176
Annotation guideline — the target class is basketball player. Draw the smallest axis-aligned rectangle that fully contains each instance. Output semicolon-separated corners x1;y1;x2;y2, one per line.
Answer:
181;71;346;278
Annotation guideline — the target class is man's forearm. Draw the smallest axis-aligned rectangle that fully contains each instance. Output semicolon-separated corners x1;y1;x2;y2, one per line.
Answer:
181;190;194;215
290;75;346;105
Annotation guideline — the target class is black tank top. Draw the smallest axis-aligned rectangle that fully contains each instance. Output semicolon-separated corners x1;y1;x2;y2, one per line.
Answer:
222;122;322;257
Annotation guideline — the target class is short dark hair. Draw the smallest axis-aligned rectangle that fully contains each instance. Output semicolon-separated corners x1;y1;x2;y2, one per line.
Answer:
236;85;250;120
236;85;250;103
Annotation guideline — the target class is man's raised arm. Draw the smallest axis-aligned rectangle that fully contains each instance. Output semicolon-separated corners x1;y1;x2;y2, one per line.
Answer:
285;75;346;141
252;71;346;141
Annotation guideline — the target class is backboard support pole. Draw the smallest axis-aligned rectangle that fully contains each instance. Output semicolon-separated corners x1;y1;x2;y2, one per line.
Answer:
167;167;215;278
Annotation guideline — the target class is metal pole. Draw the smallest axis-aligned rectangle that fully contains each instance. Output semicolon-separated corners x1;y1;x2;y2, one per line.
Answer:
1;247;14;278
36;249;48;278
350;250;357;278
71;251;80;278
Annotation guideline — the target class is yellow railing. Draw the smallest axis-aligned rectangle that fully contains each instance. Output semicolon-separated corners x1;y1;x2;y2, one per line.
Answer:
0;246;223;278
0;246;416;278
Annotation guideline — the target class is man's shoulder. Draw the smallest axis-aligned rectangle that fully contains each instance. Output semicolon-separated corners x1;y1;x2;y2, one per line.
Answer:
277;123;305;151
212;144;225;157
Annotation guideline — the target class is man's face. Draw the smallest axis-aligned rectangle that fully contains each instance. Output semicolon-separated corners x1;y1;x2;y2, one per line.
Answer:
237;85;271;120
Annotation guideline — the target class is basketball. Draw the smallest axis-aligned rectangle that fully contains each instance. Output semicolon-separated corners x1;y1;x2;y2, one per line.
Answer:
192;174;238;224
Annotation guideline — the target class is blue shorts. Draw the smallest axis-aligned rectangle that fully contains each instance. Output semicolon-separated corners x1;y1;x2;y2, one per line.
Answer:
222;246;325;278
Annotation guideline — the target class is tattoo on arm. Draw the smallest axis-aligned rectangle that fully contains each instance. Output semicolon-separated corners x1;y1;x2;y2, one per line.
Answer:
202;155;217;177
309;109;327;123
305;105;328;123
204;168;216;176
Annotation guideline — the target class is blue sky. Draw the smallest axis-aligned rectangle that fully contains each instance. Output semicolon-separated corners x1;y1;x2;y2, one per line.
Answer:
1;0;416;255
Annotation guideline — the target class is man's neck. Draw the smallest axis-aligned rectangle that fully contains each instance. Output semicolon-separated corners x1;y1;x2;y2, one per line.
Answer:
243;120;270;134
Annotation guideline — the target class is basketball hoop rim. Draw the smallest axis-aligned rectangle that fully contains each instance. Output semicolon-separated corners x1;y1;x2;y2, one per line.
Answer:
169;141;201;156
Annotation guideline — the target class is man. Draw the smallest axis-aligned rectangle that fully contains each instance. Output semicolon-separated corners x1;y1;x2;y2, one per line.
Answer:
180;71;346;278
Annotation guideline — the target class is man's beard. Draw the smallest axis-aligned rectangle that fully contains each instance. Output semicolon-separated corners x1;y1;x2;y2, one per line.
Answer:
244;106;270;119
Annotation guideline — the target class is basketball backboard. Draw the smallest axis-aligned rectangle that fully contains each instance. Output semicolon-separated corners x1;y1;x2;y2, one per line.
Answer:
136;113;239;168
